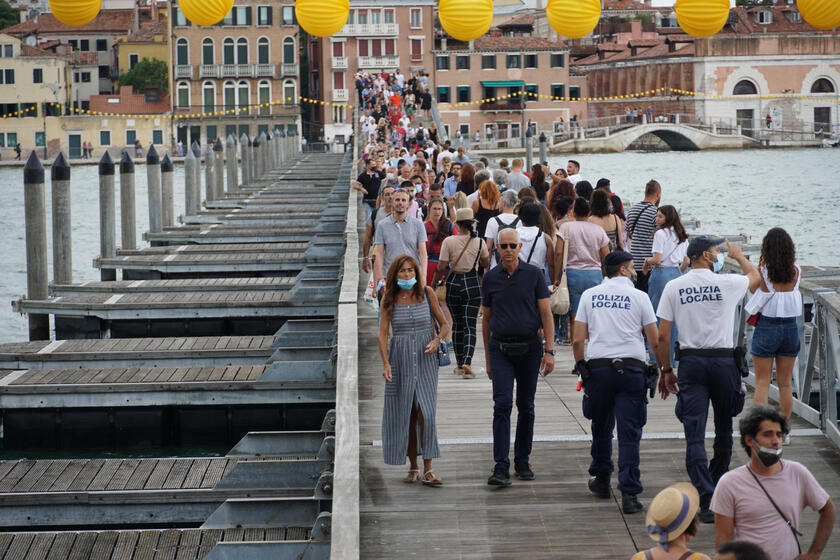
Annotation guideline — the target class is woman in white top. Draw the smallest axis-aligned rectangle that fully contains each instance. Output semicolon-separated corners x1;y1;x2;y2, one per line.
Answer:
744;227;802;424
642;205;689;362
517;202;554;278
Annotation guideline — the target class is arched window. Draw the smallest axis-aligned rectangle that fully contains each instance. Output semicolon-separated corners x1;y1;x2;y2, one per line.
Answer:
259;80;271;115
224;81;235;110
202;81;216;112
223;38;234;65
811;78;836;94
236;38;248;65
202;38;214;65
177;81;190;108
283;37;295;65
283;79;296;105
237;80;250;109
258;37;270;65
733;80;758;95
176;38;189;65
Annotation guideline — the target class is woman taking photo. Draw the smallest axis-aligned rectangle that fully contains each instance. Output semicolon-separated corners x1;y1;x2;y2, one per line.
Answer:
745;227;801;428
432;208;489;379
642;205;689;362
379;255;450;486
471;179;500;239
588;189;624;251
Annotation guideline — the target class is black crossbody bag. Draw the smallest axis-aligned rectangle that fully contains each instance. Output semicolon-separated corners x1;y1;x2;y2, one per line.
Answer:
746;466;803;554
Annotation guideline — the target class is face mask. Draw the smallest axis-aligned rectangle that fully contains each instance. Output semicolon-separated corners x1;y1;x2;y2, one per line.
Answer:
711;252;725;273
754;443;783;467
414;185;423;195
396;278;417;290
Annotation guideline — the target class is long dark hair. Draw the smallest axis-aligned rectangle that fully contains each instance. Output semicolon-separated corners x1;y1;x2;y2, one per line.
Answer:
590;189;611;218
460;163;476;185
760;227;796;284
610;194;626;221
657;205;688;243
529;164;546;189
427;197;452;243
381;255;424;313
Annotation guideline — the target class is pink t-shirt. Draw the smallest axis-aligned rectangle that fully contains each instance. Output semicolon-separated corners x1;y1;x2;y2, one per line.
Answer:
558;221;609;271
711;461;830;560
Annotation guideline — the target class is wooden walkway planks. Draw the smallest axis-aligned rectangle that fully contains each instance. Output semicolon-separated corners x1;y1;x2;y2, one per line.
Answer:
51;277;296;296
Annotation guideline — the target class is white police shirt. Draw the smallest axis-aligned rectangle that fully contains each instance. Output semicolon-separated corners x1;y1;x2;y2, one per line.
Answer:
656;268;749;349
576;276;657;362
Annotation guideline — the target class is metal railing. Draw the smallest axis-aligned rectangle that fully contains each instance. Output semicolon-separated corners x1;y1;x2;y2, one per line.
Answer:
429;97;449;143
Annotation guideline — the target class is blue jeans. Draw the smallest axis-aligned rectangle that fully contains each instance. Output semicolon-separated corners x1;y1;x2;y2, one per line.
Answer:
751;315;800;358
647;266;681;363
567;268;602;314
674;355;745;505
489;341;543;472
582;364;647;496
363;201;375;221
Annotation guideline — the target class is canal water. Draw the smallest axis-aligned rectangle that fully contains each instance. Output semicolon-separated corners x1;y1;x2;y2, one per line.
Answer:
0;148;837;342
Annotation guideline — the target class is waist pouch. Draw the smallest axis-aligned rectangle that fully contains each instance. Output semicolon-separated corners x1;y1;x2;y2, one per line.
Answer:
492;334;539;357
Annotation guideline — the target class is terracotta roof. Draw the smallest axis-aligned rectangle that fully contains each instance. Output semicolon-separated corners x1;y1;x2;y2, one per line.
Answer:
68;51;99;66
20;44;98;66
442;34;567;51
89;85;170;115
574;39;694;66
627;39;660;48
499;13;535;28
604;0;657;11
720;5;835;35
20;44;59;58
120;21;167;44
2;9;141;36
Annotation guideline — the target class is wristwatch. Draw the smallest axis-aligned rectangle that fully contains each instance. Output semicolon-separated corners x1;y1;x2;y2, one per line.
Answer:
660;366;674;374
544;349;555;356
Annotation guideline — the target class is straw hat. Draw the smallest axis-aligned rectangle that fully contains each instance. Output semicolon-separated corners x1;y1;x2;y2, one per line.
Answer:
645;483;699;547
454;208;475;222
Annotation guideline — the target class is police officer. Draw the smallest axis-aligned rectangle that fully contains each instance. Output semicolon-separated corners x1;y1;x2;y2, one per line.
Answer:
655;237;760;523
573;250;661;514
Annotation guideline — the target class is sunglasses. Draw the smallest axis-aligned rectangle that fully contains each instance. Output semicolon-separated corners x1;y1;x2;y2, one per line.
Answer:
498;243;519;250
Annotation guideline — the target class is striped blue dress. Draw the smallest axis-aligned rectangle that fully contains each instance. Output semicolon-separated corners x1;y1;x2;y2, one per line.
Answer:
382;300;441;465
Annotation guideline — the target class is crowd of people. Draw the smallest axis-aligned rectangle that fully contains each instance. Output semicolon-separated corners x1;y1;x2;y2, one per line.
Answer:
353;68;834;559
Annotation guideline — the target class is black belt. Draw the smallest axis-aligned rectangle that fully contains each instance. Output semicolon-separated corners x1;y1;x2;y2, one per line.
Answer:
588;358;647;371
490;333;540;344
679;348;734;358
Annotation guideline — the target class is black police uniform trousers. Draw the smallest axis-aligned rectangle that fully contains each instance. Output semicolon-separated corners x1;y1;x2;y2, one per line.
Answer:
675;355;745;506
583;363;647;496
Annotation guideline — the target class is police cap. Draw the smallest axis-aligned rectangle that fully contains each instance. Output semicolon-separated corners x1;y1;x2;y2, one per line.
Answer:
604;250;634;267
686;236;725;259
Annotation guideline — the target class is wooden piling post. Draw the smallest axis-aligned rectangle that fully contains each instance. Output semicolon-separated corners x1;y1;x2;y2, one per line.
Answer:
276;129;285;168
184;147;199;216
119;150;136;251
213;139;224;199
98;152;117;281
274;128;282;167
253;134;262;179
146;145;162;234
259;131;268;175
539;132;547;166
240;133;251;187
204;144;215;203
265;131;273;171
226;135;238;194
23;152;50;340
50;152;72;285
160;153;174;227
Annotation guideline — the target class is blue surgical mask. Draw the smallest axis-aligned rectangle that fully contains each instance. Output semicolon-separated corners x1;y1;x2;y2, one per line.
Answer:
414;184;423;195
396;278;417;290
709;252;725;273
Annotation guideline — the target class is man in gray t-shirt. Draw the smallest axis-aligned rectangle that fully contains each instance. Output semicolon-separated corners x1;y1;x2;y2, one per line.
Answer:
373;188;428;289
505;158;530;192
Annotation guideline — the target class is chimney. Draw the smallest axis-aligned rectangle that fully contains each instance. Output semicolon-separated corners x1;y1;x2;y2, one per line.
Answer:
631;20;641;40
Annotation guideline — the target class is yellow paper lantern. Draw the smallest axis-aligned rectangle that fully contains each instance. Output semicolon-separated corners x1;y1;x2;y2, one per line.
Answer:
296;0;349;37
546;0;601;39
438;0;493;42
49;0;101;27
797;0;840;29
675;0;729;37
179;0;233;27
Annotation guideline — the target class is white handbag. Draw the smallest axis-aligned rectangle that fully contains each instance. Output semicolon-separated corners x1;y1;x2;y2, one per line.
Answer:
550;235;570;315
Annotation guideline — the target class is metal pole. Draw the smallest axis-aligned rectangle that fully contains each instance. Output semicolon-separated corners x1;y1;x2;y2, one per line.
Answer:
119;150;136;250
213;139;224;199
23;152;49;340
160;153;174;227
204;144;215;203
525;127;533;171
98;152;116;281
253;134;263;179
226;134;238;194
538;132;547;165
50;152;72;285
240;133;251;187
184;147;199;215
146;144;162;234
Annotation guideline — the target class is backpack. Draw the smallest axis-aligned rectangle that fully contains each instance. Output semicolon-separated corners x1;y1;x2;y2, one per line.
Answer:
492;215;520;264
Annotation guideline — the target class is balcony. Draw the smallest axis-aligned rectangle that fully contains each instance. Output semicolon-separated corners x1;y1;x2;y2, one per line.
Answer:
255;63;275;78
332;89;349;102
480;99;525;112
175;65;193;79
358;55;399;69
199;64;220;78
334;23;399;36
220;64;255;78
332;56;348;69
281;63;299;77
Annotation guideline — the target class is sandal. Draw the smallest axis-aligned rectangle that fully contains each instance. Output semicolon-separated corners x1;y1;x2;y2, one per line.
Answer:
454;367;463;376
461;365;475;379
421;470;443;487
403;469;420;483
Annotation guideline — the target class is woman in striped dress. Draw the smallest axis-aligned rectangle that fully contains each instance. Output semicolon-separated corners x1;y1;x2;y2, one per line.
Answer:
379;255;450;486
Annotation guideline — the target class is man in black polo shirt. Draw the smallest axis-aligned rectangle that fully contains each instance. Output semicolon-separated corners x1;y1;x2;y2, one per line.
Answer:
353;157;386;219
481;228;555;487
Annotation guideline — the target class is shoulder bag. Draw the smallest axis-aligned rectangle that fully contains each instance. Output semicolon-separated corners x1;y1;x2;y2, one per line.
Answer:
550;234;570;315
436;235;472;300
746;466;803;554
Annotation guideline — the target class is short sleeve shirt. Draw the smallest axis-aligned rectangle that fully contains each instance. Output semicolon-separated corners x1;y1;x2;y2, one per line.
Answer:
656;268;750;348
652;228;688;267
482;261;550;338
626;202;658;271
711;462;830;560
373;215;427;274
576;276;657;361
505;172;530;192
356;170;385;204
439;235;488;273
558;221;610;271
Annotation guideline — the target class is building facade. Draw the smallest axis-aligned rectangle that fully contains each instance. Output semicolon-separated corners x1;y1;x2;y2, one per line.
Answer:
171;0;301;147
